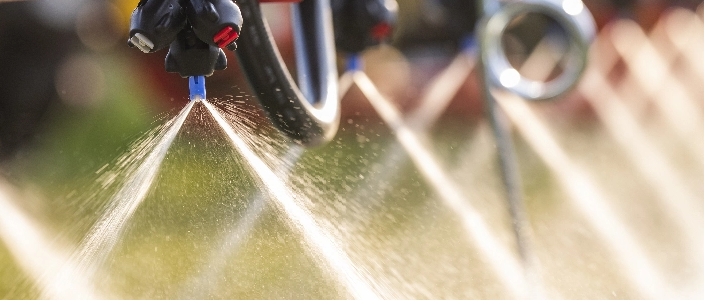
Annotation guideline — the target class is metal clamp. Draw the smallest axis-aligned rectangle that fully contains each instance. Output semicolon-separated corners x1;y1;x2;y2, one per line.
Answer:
478;0;595;100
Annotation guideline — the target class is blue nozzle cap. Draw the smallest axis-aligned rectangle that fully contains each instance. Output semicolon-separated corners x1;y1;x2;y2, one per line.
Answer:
460;35;476;52
346;54;363;72
189;76;206;101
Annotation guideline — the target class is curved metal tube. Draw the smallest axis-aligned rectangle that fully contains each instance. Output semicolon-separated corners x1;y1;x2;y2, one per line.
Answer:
478;0;595;100
236;0;340;147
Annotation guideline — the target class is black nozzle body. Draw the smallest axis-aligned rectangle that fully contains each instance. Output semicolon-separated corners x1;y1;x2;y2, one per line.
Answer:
331;0;398;53
128;0;242;77
129;0;187;53
165;27;227;77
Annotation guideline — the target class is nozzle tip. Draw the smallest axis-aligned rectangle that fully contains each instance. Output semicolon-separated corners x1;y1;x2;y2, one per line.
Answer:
189;76;206;101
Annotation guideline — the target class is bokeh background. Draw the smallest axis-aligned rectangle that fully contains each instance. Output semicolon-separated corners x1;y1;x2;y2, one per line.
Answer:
2;0;704;299
0;0;688;161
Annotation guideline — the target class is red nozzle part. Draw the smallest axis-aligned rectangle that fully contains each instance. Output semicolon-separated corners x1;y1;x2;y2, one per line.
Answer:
214;26;239;48
371;22;392;41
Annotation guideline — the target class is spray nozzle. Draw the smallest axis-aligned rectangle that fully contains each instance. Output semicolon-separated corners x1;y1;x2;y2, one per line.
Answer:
128;0;243;100
332;0;398;54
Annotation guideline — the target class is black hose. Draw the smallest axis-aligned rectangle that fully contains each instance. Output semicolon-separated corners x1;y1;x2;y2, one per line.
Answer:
235;0;340;147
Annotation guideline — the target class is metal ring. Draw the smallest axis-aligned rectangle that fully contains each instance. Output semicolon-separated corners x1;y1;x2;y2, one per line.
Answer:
479;0;595;100
236;0;340;147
